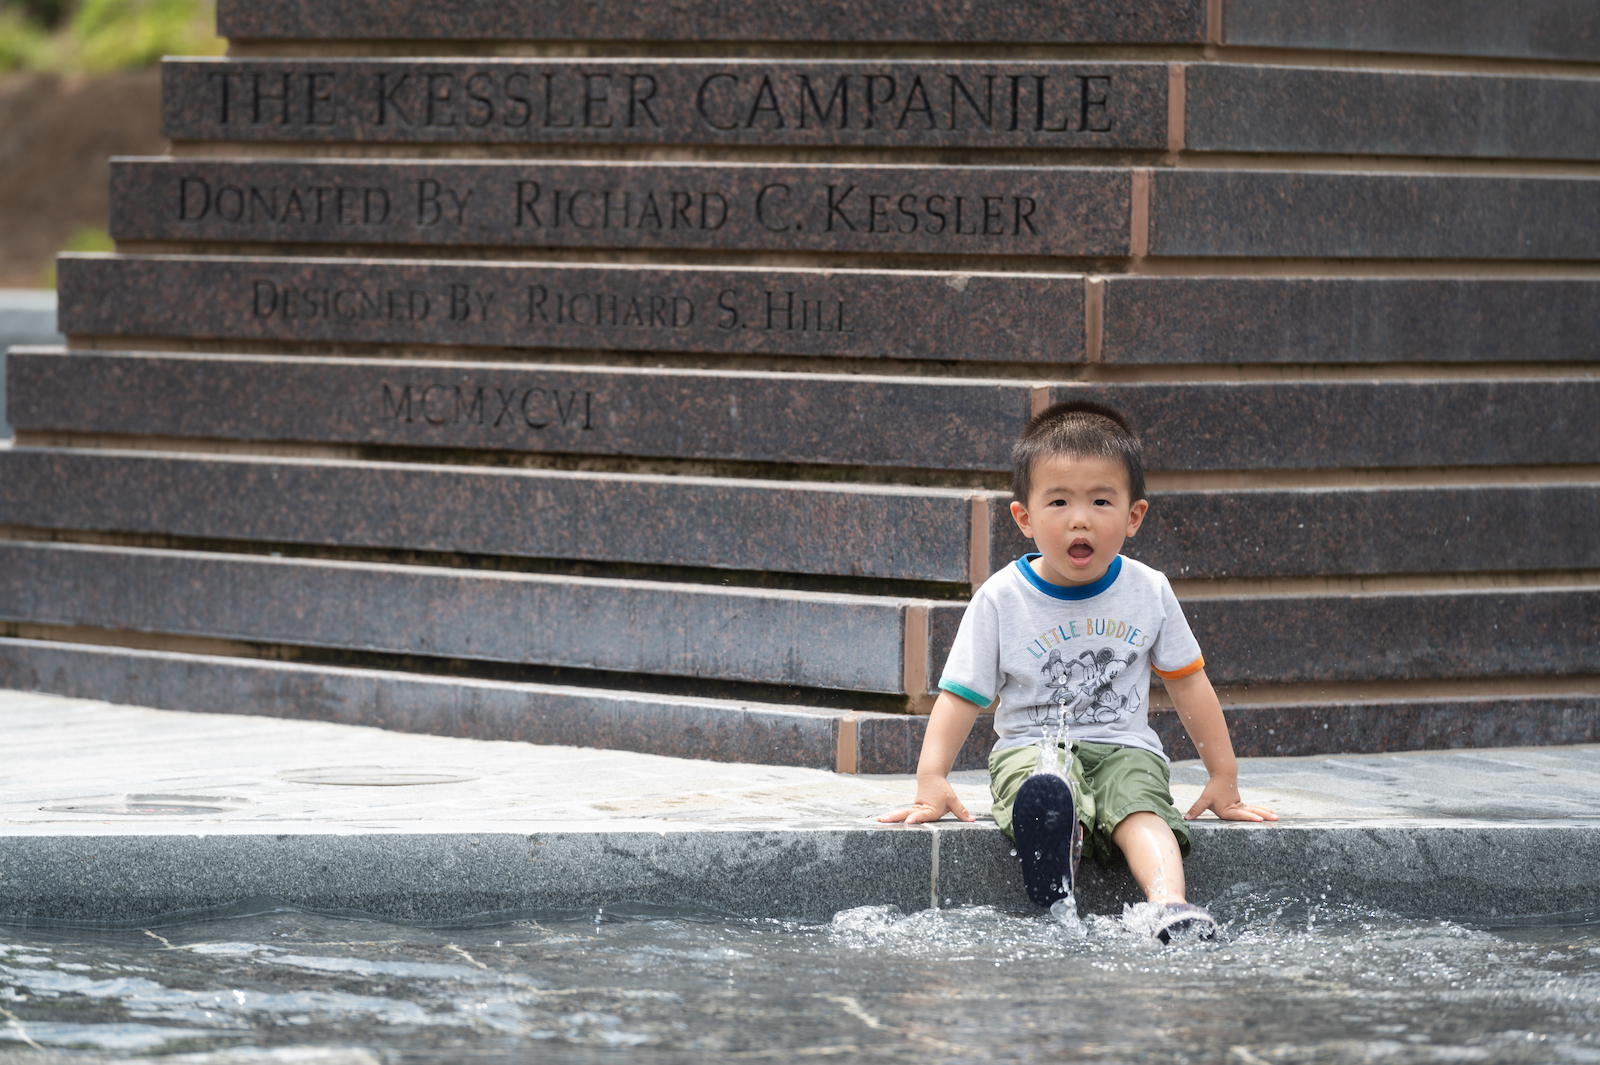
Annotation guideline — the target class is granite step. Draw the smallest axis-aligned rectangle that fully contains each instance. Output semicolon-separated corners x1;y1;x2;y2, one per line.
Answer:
2;638;1593;779
1168;692;1600;761
55;255;1087;364
161;58;1172;150
1125;484;1600;579
110;158;1132;258
4;449;1595;583
1;540;1590;700
1100;277;1600;365
0;638;992;774
213;0;1600;64
928;586;1600;689
1185;64;1600;161
1045;380;1599;470
55;258;1600;366
7;349;1035;472
161;54;1600;160
13;349;1595;471
0;288;61;440
1150;170;1600;260
0;448;986;584
214;0;1209;45
1221;0;1600;63
0;541;934;696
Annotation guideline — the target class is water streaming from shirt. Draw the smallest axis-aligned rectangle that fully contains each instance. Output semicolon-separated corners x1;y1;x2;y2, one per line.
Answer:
1033;689;1085;933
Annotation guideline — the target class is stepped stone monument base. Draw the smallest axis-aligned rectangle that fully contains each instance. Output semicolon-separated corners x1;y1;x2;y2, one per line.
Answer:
3;0;1596;771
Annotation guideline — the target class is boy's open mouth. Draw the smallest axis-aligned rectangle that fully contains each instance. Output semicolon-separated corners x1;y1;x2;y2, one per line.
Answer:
1067;541;1095;562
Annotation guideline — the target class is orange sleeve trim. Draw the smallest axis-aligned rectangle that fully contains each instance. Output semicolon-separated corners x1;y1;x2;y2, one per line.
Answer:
1152;656;1205;681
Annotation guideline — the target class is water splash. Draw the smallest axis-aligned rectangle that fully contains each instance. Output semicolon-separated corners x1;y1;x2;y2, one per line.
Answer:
1120;900;1174;940
1050;897;1086;939
1034;688;1074;779
828;905;1086;958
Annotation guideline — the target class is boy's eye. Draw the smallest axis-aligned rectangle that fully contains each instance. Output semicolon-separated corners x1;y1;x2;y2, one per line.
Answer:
1094;498;1111;506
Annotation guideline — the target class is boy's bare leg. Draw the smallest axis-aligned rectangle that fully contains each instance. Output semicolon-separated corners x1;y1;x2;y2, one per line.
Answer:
1111;812;1186;905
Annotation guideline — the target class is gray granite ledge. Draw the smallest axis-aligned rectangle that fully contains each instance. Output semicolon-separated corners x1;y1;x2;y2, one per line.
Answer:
216;0;1207;45
1150;170;1600;261
109;158;1132;258
1;691;1596;925
0;542;923;694
1223;0;1600;63
1;638;1592;774
160;58;1169;150
53;255;1087;364
0;638;998;774
1186;64;1600;161
6;823;1599;927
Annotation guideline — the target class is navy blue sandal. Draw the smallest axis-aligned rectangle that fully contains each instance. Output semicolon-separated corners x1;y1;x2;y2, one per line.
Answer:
1154;902;1219;944
1012;772;1084;908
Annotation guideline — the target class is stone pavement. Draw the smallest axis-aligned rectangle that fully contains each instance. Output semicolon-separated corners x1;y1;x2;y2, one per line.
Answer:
2;690;1597;925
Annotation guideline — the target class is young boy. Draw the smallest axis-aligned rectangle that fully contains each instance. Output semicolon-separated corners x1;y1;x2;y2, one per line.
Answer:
881;401;1275;942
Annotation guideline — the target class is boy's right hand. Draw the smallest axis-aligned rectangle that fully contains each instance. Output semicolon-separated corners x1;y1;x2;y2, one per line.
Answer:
878;775;976;824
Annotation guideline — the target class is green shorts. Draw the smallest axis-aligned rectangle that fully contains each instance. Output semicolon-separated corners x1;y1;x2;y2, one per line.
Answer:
989;741;1191;867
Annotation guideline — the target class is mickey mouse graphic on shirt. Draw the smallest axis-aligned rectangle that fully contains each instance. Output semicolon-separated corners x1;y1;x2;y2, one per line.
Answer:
1037;646;1142;725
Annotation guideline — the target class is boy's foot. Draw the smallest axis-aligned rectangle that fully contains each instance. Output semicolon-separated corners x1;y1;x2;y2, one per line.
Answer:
1153;902;1218;944
1012;772;1084;908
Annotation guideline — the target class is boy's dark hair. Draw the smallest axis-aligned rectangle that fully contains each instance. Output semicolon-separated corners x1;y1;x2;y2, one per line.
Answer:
1011;401;1146;504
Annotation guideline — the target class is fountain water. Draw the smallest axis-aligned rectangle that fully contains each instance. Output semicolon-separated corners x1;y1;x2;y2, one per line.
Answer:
3;896;1594;1063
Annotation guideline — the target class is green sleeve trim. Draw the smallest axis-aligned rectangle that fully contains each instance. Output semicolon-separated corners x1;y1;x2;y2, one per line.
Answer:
938;679;994;710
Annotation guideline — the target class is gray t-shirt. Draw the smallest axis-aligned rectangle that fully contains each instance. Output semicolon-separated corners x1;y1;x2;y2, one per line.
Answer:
939;554;1204;760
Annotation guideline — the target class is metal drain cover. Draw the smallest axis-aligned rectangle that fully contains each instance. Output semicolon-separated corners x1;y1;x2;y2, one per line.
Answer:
283;767;479;786
43;793;247;816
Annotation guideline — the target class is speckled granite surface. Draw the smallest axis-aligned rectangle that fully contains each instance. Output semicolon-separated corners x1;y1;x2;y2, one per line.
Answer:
16;351;1593;471
1158;695;1600;761
1151;170;1600;260
0;639;1592;778
0;449;981;583
1128;484;1600;578
215;0;1206;44
1047;380;1600;470
1187;65;1600;160
54;255;1087;362
1101;277;1600;365
161;58;1168;149
1223;0;1600;62
112;159;1131;257
0;542;920;694
7;451;1593;583
9;350;1034;470
2;539;1593;698
926;587;1599;688
0;639;994;773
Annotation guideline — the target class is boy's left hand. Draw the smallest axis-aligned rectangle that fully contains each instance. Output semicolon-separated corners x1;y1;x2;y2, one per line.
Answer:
1184;776;1278;822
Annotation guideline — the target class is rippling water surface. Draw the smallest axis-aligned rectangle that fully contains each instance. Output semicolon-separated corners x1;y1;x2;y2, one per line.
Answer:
2;891;1596;1064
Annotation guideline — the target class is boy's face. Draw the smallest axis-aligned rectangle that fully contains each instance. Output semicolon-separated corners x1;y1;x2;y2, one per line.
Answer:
1009;454;1148;587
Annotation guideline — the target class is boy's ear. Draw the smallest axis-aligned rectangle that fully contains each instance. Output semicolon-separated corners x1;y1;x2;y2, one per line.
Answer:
1009;499;1035;539
1125;498;1149;538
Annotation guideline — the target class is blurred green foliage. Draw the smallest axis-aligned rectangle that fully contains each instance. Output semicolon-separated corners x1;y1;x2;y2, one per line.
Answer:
0;7;51;69
39;225;115;288
0;0;224;73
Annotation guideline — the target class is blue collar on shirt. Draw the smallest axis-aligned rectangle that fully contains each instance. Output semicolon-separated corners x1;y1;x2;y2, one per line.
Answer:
1014;553;1123;600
